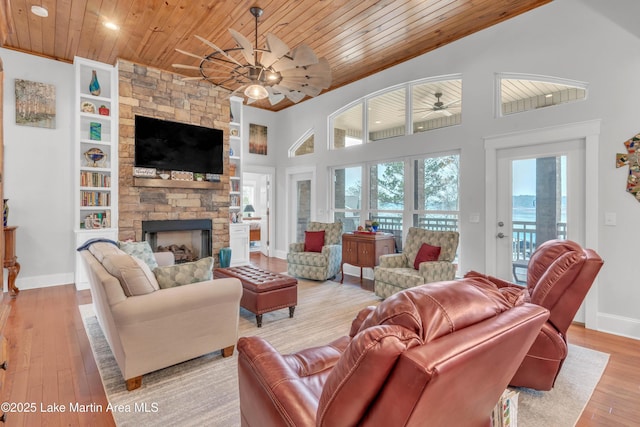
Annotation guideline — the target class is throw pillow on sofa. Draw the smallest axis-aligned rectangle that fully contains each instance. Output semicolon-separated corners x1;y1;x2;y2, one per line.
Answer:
153;257;214;289
304;230;325;252
101;253;160;296
118;240;159;270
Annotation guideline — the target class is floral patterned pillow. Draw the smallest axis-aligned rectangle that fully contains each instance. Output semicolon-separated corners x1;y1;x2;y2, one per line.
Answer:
118;240;158;270
153;257;214;289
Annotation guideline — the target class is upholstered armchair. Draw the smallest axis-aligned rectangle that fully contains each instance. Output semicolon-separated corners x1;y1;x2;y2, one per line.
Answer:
465;239;604;390
374;227;459;299
237;279;549;427
287;221;343;281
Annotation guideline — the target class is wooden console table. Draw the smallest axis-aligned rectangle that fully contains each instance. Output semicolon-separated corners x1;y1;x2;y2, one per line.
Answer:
3;226;20;297
341;232;395;283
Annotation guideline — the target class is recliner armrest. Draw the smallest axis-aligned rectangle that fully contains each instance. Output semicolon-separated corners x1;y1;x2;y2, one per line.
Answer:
237;335;349;427
378;253;407;268
289;242;305;252
321;244;342;257
465;270;520;289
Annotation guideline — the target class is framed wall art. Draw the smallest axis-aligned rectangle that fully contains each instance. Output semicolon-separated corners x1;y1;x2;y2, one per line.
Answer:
249;123;268;155
15;79;56;129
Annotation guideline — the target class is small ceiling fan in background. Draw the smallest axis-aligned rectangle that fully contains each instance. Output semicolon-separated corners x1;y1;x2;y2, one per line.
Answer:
414;92;460;118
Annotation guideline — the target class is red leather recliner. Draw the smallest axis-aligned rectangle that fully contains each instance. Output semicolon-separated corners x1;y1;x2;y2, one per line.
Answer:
465;239;604;391
237;279;549;427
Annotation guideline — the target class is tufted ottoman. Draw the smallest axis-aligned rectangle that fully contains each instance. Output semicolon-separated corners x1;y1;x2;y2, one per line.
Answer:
214;265;298;327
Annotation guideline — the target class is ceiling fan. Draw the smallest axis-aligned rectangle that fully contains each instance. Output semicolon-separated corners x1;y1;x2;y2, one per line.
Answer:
172;7;331;106
414;92;460;118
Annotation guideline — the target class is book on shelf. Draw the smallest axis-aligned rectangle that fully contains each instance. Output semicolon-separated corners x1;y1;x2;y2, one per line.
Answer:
80;171;111;187
81;191;111;206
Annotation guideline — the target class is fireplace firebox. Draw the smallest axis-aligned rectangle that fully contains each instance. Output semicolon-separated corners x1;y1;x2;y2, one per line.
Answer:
142;219;212;262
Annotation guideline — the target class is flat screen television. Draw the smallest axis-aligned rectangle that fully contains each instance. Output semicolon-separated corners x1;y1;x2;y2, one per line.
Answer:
134;115;224;174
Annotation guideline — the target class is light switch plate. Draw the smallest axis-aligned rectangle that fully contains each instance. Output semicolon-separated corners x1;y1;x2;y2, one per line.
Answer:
604;212;616;226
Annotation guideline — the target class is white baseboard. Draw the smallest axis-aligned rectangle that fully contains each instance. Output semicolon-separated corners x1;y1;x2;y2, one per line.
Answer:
596;312;640;341
5;272;75;292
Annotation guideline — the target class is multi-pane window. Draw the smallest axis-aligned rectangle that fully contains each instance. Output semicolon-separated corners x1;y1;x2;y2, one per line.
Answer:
332;103;363;148
369;161;404;248
413;154;459;232
333;166;363;233
367;88;406;141
329;76;462;150
332;152;459;253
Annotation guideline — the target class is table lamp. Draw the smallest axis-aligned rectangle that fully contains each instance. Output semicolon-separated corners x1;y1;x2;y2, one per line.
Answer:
244;204;255;217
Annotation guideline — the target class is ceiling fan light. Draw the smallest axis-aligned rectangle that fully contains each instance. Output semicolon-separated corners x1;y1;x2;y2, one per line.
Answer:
245;84;269;100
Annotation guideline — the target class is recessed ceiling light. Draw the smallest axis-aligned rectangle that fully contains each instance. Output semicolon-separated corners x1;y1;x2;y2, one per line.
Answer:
31;5;48;18
103;21;120;31
375;120;382;124
545;94;553;98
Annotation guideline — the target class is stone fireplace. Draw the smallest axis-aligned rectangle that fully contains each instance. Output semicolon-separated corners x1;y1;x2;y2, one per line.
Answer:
116;59;231;260
142;219;212;263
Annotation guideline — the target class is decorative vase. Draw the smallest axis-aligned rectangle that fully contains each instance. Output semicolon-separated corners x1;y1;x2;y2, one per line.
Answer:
89;70;101;96
372;225;379;232
3;199;8;226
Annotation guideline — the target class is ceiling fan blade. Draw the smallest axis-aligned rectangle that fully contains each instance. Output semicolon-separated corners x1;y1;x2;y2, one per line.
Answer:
271;57;296;72
279;79;322;98
194;35;244;67
291;44;318;67
229;29;255;64
172;64;203;71
266;86;286;105
273;84;306;103
419;111;437;119
261;33;290;68
175;48;208;62
285;91;306;103
443;99;461;108
280;58;331;88
442;110;453;117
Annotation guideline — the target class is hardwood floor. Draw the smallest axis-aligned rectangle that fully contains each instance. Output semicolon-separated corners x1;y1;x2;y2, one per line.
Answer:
0;252;637;426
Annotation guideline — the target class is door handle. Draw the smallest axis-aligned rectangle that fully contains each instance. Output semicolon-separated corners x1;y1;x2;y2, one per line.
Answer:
497;232;507;239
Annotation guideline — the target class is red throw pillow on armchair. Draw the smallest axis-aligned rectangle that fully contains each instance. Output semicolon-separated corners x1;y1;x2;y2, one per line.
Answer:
304;230;325;252
414;243;441;270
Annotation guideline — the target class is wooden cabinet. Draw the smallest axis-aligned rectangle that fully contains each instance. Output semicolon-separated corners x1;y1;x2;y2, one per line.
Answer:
341;233;395;283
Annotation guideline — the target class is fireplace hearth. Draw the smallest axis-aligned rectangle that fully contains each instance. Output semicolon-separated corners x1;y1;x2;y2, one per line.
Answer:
142;219;212;262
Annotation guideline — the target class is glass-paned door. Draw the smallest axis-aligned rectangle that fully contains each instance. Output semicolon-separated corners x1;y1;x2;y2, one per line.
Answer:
289;172;313;243
496;140;584;285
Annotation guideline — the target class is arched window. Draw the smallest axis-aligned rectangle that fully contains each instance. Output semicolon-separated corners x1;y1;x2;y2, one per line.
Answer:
289;128;315;157
329;75;462;150
497;73;587;116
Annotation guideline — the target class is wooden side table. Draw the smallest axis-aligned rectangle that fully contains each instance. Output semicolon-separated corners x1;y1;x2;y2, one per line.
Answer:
3;226;20;297
341;232;395;283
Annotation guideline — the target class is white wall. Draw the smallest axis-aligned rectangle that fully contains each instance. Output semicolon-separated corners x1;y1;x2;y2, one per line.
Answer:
264;0;640;339
1;48;75;290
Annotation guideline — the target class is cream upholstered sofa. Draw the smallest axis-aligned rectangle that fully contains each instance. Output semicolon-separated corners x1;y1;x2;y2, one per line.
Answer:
374;227;459;299
79;241;243;390
287;221;343;281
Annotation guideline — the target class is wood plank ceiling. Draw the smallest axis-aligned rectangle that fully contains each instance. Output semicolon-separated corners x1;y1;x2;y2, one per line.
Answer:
0;0;552;111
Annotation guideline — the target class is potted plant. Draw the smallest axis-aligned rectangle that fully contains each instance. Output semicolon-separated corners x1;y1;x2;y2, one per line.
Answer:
371;221;380;232
98;105;110;116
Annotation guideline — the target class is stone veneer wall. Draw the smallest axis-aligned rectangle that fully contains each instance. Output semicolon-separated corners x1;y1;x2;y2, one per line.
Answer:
117;59;231;256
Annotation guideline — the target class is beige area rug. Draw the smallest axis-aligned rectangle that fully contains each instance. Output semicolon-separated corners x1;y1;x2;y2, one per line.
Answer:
80;279;609;426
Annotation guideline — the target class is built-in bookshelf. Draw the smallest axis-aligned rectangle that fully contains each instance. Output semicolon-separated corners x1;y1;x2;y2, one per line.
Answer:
73;57;119;289
228;96;249;265
229;96;243;221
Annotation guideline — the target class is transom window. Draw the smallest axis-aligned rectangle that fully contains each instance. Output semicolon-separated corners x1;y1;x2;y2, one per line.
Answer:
330;75;462;149
497;73;587;116
289;129;315;157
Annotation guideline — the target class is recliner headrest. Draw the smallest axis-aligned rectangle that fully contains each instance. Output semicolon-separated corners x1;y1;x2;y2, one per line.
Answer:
357;278;512;343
